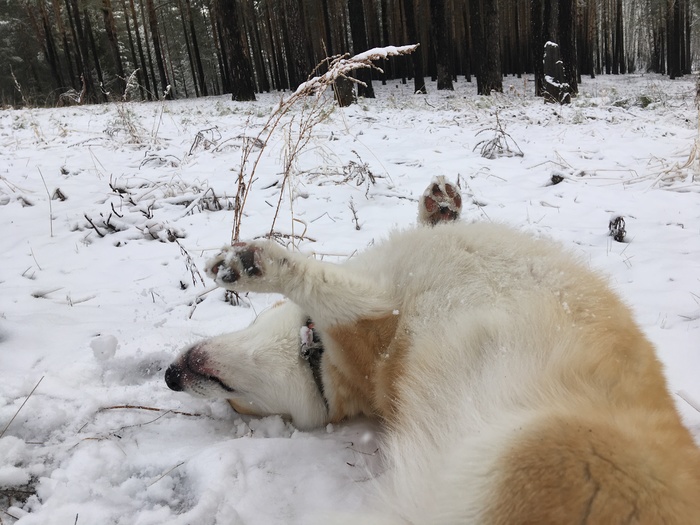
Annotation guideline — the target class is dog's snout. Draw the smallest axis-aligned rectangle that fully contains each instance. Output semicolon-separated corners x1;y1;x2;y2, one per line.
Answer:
165;364;184;391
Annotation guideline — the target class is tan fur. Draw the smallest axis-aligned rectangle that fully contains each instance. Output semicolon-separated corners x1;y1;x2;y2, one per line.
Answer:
479;292;700;524
227;398;259;416
485;411;700;524
323;314;407;422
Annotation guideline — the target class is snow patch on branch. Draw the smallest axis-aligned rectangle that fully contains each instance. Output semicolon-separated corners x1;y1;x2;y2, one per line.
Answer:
290;44;419;99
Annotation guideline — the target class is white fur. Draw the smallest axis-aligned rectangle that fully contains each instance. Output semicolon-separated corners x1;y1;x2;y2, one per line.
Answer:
168;221;697;523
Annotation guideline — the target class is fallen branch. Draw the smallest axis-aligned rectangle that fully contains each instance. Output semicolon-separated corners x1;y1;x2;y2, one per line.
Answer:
100;404;202;417
1;377;44;438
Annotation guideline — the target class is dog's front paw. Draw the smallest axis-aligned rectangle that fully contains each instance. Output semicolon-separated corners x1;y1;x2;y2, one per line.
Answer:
206;242;265;289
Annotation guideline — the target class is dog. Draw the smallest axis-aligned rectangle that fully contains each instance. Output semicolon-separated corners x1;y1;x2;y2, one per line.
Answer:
166;178;700;523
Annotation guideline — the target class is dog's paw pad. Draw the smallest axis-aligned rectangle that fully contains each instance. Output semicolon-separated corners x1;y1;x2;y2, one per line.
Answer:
206;243;264;286
419;177;462;226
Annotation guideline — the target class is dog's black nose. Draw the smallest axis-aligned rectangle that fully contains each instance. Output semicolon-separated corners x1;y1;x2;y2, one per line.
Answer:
164;364;184;391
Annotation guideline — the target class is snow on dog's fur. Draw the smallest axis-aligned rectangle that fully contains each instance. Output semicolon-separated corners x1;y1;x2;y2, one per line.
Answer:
166;178;700;523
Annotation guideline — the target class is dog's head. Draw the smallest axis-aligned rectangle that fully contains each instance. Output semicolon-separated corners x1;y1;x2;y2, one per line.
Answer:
165;301;328;429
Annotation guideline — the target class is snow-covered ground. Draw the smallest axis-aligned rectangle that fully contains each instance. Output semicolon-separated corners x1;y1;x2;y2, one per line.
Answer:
1;73;699;524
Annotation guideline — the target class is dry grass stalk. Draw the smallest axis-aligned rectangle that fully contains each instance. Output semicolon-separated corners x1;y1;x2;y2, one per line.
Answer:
0;376;44;439
230;45;419;245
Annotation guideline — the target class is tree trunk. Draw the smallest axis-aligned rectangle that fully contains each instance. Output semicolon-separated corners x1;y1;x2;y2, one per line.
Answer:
615;0;625;74
139;0;159;97
282;0;313;89
683;0;691;75
145;0;171;98
160;5;179;98
601;0;613;75
186;0;208;96
216;0;256;101
261;0;283;90
243;0;268;92
470;0;484;90
35;2;65;90
476;0;501;95
177;0;200;97
52;0;78;89
119;0;145;99
83;8;108;101
462;4;472;82
403;0;426;93
205;0;228;93
348;0;375;98
66;0;97;103
430;0;453;90
127;0;152;99
334;76;356;107
559;0;577;95
667;0;681;79
102;0;126;96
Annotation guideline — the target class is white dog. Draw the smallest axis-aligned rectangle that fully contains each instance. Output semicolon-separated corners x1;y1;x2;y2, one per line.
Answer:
166;178;700;523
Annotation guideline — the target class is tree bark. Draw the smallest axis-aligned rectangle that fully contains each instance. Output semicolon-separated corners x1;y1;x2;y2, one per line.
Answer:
348;0;375;97
282;0;313;89
66;0;97;102
615;0;625;74
559;0;577;95
119;0;145;99
403;0;426;93
145;0;171;98
102;0;126;95
127;0;152;99
177;0;200;97
52;0;77;89
35;2;65;90
186;0;208;96
83;8;108;101
478;0;501;94
216;0;256;101
430;0;453;90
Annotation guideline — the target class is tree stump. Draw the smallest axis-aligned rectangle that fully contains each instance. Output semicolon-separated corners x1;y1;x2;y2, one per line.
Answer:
334;77;355;107
543;42;571;104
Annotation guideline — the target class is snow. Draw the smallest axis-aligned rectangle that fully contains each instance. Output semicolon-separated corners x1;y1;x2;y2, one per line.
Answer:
1;73;700;523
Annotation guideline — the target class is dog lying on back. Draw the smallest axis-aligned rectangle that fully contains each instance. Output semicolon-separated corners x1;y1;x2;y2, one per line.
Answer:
166;177;700;523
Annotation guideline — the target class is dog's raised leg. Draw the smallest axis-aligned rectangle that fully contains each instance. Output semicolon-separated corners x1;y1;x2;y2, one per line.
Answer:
206;241;393;327
418;175;462;226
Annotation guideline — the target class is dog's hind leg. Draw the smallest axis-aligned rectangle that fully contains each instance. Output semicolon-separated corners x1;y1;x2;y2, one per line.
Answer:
418;176;462;226
206;241;393;326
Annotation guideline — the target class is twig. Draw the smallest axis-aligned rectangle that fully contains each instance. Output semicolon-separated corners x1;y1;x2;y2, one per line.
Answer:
148;462;185;487
173;238;206;287
1;376;44;438
349;200;361;230
37;168;53;237
677;390;700;413
187;286;217;319
99;404;202;417
84;214;106;237
29;246;43;271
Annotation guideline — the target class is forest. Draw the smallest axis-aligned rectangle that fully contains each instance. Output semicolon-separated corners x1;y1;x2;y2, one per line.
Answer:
0;0;697;107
